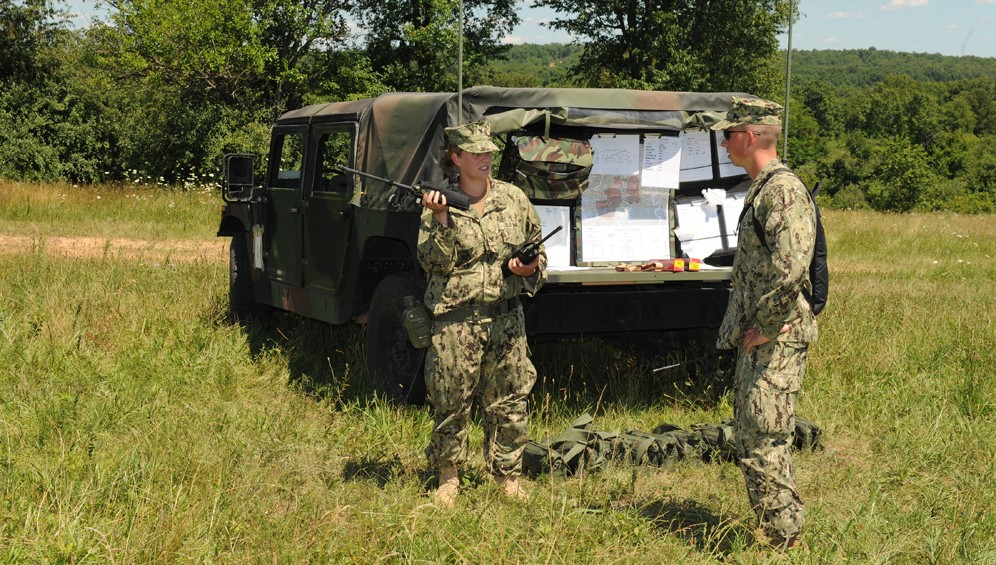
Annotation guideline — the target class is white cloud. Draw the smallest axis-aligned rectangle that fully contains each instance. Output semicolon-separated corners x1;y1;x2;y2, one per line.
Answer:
826;11;864;19
502;36;526;45
822;37;840;45
974;0;996;4
880;0;928;10
946;24;960;30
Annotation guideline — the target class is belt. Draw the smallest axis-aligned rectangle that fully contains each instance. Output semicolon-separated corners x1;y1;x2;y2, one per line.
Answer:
433;296;521;323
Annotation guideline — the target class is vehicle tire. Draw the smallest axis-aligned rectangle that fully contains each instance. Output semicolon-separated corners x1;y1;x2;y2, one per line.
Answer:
365;273;427;402
229;233;261;322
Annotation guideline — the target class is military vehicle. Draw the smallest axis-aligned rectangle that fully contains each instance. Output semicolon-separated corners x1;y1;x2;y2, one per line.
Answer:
217;86;751;400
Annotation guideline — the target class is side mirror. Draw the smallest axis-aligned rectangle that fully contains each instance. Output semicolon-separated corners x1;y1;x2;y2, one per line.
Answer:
223;153;255;202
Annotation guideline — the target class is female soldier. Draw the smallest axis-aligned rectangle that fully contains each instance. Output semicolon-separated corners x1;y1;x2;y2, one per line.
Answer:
417;121;547;507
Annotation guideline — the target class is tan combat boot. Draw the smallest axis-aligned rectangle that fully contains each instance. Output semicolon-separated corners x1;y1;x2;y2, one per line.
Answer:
496;475;527;501
435;465;459;508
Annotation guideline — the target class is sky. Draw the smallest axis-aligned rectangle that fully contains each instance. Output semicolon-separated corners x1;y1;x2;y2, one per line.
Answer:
509;0;996;58
65;0;996;59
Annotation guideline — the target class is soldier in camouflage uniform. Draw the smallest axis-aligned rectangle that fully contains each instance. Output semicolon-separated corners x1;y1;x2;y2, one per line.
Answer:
711;97;818;549
417;121;548;507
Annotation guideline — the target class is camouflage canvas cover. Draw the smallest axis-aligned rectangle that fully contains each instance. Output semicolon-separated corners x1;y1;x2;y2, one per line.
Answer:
512;136;592;200
277;87;751;211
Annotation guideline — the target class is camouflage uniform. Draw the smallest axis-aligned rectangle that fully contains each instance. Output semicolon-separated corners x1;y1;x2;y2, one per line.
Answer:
713;98;818;544
417;173;547;478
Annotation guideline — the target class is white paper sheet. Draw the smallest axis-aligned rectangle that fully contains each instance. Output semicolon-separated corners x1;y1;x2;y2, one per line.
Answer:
721;190;746;248
533;205;572;267
579;173;670;262
673;189;747;258
641;135;682;189
589;134;641;176
680;130;714;182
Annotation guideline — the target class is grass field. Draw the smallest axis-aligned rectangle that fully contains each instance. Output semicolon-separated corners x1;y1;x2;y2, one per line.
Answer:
1;180;993;563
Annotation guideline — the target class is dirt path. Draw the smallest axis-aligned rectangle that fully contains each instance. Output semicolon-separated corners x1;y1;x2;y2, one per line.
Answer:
0;233;228;263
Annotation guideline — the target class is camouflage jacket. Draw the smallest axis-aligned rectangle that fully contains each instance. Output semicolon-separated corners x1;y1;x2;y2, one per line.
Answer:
717;159;818;349
417;178;548;317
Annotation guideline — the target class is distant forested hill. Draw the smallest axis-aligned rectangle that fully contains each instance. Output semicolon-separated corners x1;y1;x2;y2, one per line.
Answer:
489;44;996;89
789;48;996;89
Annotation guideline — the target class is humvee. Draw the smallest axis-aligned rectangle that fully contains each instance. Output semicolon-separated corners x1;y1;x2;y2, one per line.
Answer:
217;86;751;400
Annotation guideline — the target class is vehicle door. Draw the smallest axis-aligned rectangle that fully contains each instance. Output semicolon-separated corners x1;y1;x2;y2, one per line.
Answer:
263;126;307;285
303;124;356;294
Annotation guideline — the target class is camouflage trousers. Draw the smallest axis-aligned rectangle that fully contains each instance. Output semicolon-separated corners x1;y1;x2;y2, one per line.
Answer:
734;340;808;541
424;307;536;478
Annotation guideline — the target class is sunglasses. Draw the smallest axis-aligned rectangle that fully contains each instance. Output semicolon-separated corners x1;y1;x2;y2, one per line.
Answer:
722;130;759;141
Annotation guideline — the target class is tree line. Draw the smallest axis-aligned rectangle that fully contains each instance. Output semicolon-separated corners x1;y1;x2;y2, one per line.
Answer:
2;0;993;212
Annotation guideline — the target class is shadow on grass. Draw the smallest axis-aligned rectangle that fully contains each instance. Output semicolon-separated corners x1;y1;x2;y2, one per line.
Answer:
341;453;434;488
223;308;735;413
529;332;736;412
228;310;379;405
638;497;750;555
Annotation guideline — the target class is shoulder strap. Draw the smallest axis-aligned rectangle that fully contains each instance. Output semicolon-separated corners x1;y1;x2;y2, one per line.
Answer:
740;165;812;251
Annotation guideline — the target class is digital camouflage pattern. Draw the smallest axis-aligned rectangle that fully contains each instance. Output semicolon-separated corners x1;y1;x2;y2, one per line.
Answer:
417;177;547;476
513;136;593;200
445;121;500;153
734;341;807;543
424;309;536;476
717;158;816;543
710;96;784;130
717;159;817;347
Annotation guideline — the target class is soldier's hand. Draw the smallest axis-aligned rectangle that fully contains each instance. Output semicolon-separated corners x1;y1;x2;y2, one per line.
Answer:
422;190;448;225
507;255;538;277
743;324;791;353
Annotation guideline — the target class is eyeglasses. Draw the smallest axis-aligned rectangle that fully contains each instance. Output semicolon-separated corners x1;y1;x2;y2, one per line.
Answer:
722;130;759;141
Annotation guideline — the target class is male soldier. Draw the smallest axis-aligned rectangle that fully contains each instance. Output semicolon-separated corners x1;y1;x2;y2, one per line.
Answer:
711;97;817;549
418;121;547;507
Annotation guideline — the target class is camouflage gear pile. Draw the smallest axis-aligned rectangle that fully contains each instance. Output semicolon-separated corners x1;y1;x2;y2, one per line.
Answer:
511;136;593;200
444;121;500;153
417;178;547;477
711;96;784;130
717;158;817;543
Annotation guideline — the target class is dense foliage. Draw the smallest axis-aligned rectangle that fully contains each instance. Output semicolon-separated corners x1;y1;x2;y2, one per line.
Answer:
531;0;788;97
1;0;994;212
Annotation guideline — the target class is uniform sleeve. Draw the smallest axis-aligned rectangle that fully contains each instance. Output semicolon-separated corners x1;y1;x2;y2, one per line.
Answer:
416;208;458;275
755;178;816;339
520;200;548;296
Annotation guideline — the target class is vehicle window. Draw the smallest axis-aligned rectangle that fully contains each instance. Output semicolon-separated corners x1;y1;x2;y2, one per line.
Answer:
315;130;353;195
272;132;304;188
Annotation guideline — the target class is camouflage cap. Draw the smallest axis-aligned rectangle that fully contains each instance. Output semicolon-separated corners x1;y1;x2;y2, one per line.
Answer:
710;96;783;130
445;121;500;153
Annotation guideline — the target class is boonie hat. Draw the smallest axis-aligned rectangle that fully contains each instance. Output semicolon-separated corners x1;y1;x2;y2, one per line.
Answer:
711;96;783;130
445;121;500;153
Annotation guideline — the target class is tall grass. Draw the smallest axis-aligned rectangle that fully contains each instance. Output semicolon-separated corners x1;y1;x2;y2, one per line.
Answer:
0;183;993;562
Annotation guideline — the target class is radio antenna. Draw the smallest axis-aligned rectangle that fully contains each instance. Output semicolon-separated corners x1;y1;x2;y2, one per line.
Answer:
782;0;794;164
458;0;464;125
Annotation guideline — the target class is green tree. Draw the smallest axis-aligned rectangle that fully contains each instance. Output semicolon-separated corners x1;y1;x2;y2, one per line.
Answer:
859;75;942;148
82;0;365;181
1;0;64;83
100;0;352;117
351;0;520;92
866;136;933;212
531;0;788;96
